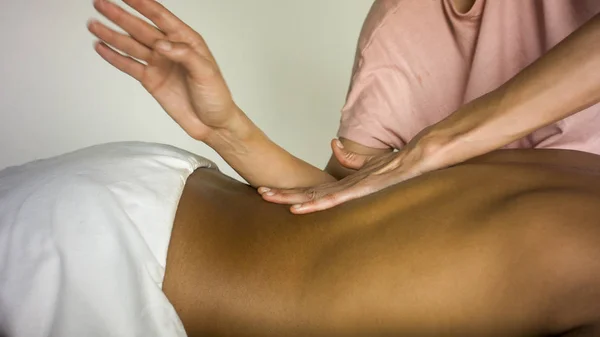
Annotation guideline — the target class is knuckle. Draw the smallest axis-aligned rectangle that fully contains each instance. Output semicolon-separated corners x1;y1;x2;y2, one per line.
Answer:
190;35;208;49
112;7;126;24
177;43;192;54
305;189;318;200
148;9;165;23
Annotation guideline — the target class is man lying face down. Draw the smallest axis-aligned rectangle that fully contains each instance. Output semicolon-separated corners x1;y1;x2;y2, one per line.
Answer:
162;147;600;337
1;144;600;337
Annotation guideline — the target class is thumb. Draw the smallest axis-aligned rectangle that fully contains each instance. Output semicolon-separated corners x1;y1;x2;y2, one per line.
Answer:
331;139;373;170
154;40;217;80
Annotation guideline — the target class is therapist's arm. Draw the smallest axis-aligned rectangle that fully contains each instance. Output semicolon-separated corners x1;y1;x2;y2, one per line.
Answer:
203;111;337;188
257;12;600;214
427;12;600;167
89;0;340;189
205;121;392;188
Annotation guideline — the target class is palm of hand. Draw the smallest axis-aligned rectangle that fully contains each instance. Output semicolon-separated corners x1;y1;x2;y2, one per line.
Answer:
141;58;203;135
258;131;444;214
142;60;203;138
89;0;235;141
260;148;427;214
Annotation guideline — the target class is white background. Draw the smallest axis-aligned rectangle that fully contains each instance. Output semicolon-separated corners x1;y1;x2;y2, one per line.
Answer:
0;0;373;180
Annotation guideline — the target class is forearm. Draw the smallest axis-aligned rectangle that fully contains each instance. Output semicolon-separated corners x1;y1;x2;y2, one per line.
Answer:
426;13;600;167
205;107;336;188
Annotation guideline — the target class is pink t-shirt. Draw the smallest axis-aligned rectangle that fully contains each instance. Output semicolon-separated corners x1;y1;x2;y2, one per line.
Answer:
338;0;600;153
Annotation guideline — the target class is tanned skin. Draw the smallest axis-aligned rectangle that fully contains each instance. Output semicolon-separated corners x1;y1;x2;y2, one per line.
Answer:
163;150;600;337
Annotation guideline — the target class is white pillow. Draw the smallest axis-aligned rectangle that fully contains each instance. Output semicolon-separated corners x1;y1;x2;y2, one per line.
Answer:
0;142;216;337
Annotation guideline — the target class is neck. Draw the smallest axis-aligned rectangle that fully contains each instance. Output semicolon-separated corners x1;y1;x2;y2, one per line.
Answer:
452;0;477;14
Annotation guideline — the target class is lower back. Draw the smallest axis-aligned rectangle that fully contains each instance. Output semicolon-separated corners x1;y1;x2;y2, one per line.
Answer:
165;149;600;336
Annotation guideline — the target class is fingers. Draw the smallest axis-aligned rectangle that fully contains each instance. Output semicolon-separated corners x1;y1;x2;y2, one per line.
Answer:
259;188;318;205
88;20;152;61
290;186;369;214
290;175;390;214
331;139;373;170
258;179;347;205
94;41;145;81
123;0;194;36
121;0;214;60
154;40;217;80
93;0;215;67
93;0;164;48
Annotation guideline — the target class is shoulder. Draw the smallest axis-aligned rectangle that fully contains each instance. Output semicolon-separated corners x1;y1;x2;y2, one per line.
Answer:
356;0;420;52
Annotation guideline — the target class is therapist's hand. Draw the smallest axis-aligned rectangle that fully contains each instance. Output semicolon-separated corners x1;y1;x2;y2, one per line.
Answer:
88;0;242;142
259;132;446;214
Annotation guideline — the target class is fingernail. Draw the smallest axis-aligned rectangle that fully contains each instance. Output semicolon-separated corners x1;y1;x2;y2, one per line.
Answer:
292;204;302;209
258;187;270;194
156;40;172;51
336;140;344;149
265;192;275;197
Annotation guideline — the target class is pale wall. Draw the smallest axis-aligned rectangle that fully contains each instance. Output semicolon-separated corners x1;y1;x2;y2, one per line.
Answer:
0;0;373;180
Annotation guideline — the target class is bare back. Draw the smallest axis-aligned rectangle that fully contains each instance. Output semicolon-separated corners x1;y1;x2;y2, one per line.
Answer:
163;150;600;337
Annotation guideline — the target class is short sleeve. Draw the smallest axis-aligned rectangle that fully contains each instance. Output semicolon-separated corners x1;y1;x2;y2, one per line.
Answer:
337;0;410;150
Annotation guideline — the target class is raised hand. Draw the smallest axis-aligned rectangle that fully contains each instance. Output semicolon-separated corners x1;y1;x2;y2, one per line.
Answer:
88;0;239;141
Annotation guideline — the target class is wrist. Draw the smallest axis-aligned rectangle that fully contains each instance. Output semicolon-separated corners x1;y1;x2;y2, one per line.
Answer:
204;106;265;155
406;125;455;171
412;90;508;169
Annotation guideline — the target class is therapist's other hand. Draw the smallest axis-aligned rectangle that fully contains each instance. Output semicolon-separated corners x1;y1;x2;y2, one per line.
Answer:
259;134;444;214
88;0;240;142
